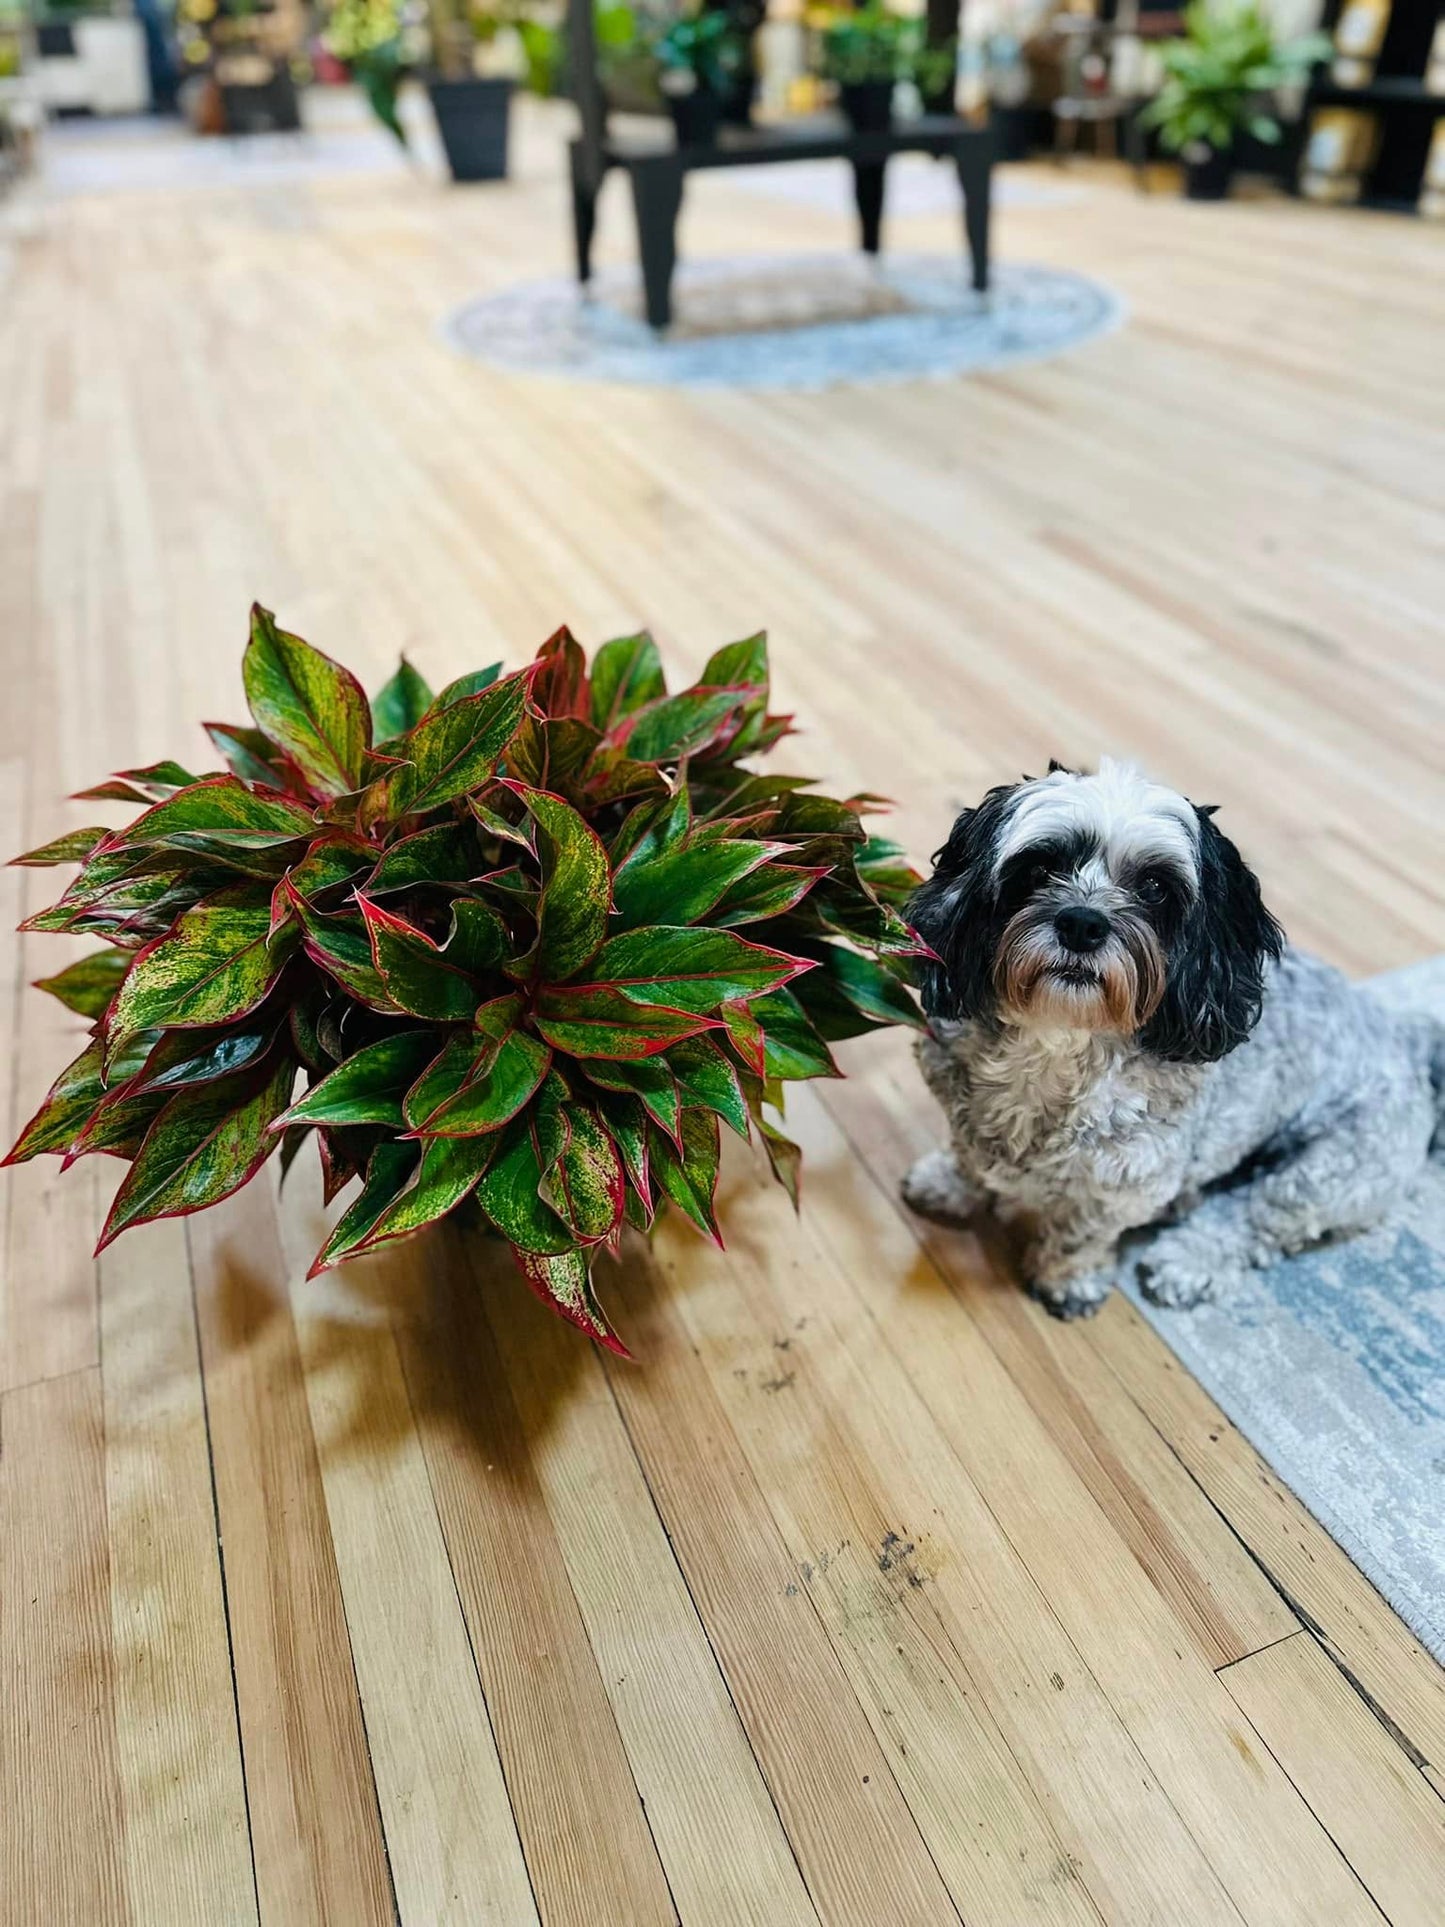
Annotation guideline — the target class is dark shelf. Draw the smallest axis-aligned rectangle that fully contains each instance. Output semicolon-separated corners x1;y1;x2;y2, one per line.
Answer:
1309;77;1445;109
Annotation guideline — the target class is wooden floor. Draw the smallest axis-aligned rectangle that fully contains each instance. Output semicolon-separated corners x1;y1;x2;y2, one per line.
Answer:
3;98;1445;1927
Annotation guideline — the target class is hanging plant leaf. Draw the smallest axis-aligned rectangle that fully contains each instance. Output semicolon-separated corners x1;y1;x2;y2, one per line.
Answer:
581;1054;681;1144
666;1035;749;1139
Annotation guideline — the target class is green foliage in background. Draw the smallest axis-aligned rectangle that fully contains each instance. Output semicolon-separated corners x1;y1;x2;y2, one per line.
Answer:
819;1;908;87
652;4;742;94
8;610;925;1353
1140;1;1329;154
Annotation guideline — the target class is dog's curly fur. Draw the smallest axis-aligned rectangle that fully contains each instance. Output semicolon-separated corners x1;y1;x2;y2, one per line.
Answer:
902;760;1445;1318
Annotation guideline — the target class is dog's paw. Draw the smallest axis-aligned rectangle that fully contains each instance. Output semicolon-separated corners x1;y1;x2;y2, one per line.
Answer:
900;1150;979;1227
1134;1223;1240;1310
1025;1270;1113;1321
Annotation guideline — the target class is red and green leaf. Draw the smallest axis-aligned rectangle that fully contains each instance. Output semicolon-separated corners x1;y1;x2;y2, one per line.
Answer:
33;947;129;1018
541;1101;624;1246
13;827;111;867
666;1035;749;1139
358;898;481;1023
96;1056;296;1250
581;1055;681;1143
749;987;840;1081
372;657;435;743
534;983;718;1060
476;1106;574;1256
611;836;778;929
507;783;611;983
374;668;532;817
289;889;399;1012
104;889;299;1063
613;685;759;764
280;1031;440;1130
364;824;480;895
204;722;299;791
403;1020;551;1139
243;604;371;797
588;631;665;734
99;777;315;854
309;1141;421;1273
4;1033;157;1165
650;1108;723;1245
512;1247;629;1356
587;923;807;1015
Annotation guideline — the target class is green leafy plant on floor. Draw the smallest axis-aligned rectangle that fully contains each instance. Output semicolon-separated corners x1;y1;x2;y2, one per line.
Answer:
651;4;743;97
1140;0;1329;155
7;611;926;1354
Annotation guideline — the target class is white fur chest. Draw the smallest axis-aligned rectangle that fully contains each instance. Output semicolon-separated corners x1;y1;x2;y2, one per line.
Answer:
923;1023;1205;1211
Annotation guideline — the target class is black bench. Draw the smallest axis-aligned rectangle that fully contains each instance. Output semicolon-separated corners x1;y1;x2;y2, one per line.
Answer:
565;0;994;333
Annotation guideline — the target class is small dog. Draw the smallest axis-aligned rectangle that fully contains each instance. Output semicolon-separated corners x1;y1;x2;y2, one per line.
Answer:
902;759;1444;1318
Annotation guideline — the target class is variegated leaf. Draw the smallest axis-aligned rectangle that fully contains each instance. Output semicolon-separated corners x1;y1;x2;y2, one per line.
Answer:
243;604;371;797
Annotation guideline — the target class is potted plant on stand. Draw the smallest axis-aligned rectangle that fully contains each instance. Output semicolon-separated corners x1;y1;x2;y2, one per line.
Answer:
653;3;741;147
820;1;905;134
1140;0;1328;200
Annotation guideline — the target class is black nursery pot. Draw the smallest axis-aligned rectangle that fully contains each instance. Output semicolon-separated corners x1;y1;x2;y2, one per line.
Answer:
839;78;894;133
667;85;724;149
1183;141;1234;201
427;75;513;182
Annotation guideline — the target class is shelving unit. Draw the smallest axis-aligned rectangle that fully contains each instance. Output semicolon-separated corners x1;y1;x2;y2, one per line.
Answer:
1300;0;1445;208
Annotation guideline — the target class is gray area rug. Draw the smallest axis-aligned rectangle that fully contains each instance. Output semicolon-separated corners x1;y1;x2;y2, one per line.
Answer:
1122;955;1445;1662
442;255;1124;391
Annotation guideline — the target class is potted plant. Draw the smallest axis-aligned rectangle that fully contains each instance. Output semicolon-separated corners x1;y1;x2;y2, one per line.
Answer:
653;3;740;147
325;0;410;145
422;0;515;181
1140;0;1329;201
6;610;927;1356
820;1;906;134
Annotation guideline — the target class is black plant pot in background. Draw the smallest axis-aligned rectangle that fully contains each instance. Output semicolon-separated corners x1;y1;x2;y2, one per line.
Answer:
839;79;894;133
427;75;513;182
667;85;724;148
1182;140;1234;200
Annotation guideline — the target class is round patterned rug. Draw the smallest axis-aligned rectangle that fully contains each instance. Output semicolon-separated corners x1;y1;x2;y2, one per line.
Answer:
442;254;1124;392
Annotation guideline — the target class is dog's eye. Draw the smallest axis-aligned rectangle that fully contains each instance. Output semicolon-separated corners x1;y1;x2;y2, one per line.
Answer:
1137;873;1168;907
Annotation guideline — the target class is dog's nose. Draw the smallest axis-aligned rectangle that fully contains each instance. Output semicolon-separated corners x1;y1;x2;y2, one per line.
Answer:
1054;906;1110;954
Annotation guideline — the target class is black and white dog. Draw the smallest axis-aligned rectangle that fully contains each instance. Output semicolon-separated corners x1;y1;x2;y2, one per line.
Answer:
903;759;1443;1318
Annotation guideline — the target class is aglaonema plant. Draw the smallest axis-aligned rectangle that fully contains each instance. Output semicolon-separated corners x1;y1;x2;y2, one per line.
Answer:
7;609;926;1353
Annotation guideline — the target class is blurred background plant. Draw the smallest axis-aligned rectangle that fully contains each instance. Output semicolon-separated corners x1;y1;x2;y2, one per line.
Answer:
816;0;908;87
1140;0;1329;157
324;0;412;138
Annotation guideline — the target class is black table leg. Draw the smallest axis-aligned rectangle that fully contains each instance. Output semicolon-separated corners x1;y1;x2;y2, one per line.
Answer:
628;157;685;332
852;157;887;255
954;140;992;292
569;141;598;286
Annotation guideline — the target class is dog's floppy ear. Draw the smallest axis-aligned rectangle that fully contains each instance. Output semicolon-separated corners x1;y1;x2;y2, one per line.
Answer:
907;784;1016;1023
1140;807;1284;1063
